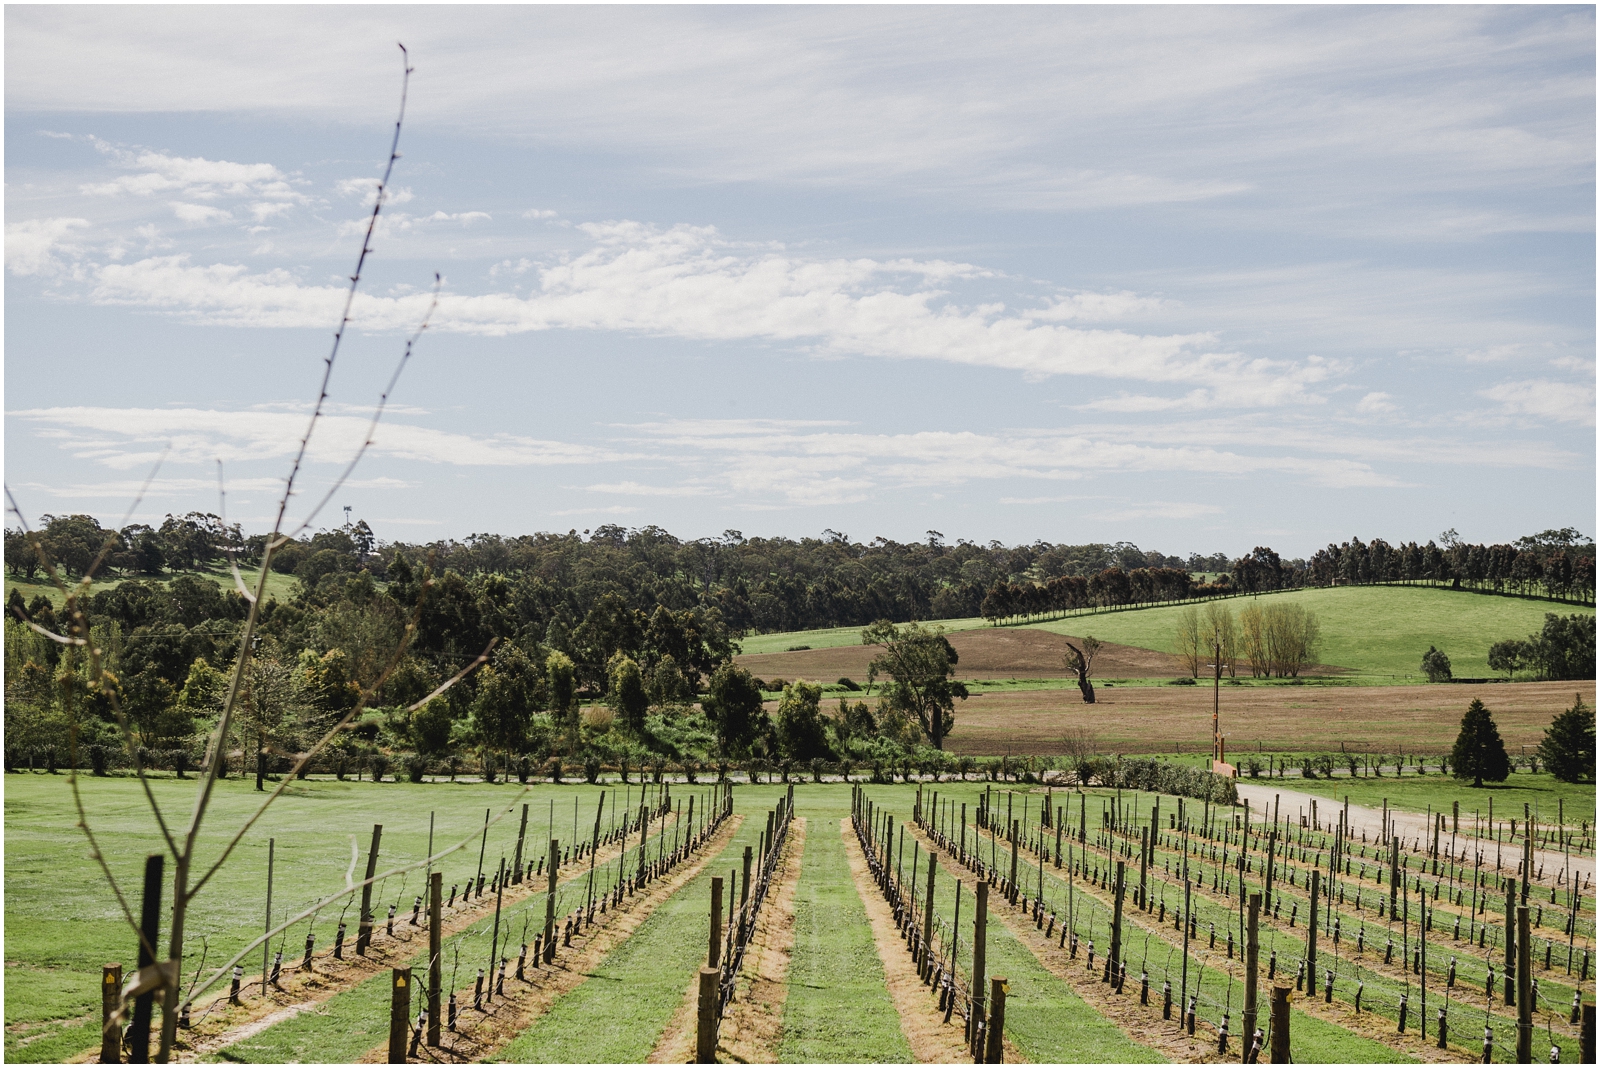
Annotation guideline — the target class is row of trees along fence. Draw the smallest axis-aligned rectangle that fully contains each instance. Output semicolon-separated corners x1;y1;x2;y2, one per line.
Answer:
979;531;1596;628
927;780;1595;1063
98;782;731;1063
695;785;793;1062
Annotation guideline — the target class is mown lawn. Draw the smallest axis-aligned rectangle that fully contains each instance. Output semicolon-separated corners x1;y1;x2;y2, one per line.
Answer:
780;808;910;1063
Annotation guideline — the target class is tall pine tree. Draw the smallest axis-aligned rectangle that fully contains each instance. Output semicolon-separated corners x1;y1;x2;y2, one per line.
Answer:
1538;694;1595;783
1451;697;1510;787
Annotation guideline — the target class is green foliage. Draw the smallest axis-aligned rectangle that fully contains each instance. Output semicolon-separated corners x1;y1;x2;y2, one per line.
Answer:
607;653;649;735
1526;612;1597;681
776;680;829;761
1487;638;1526;680
862;619;968;749
1451;698;1511;787
701;663;764;757
1420;645;1452;682
1539;694;1595;783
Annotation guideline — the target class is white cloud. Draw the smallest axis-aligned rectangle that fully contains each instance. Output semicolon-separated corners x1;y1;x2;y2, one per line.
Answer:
171;202;233;225
12;406;647;470
1479;379;1596;426
1030;291;1171;321
523;209;559;219
584;481;718;497
336;178;413;206
5;217;88;275
427;211;491;225
1357;391;1398;413
1090;501;1224;521
552;505;641;516
82;148;300;202
74;222;1333;398
1076;390;1215;413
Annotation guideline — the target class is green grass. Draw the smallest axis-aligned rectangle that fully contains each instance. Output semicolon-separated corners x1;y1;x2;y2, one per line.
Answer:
2;773;681;1063
1026;586;1590;680
6;564;301;610
494;792;781;1062
1262;767;1596;826
737;586;1591;681
738;618;989;655
780;810;911;1063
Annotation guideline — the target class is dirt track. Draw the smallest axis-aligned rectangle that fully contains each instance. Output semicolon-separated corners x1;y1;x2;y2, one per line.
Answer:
941;679;1596;756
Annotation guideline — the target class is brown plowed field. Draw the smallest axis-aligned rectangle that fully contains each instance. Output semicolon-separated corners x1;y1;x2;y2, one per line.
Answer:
737;627;1187;682
940;679;1596;756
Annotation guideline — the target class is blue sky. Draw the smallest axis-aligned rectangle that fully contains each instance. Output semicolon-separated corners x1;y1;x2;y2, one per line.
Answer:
5;6;1594;558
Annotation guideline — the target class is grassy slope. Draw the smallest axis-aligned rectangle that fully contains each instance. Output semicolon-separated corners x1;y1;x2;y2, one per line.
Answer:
1027;586;1589;680
737;586;1589;680
6;565;300;610
780;810;911;1063
2;775;671;1063
493;792;781;1063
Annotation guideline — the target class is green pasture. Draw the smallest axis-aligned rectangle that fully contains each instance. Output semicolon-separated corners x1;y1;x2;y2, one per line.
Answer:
738;586;1590;682
1026;585;1588;680
6;564;300;611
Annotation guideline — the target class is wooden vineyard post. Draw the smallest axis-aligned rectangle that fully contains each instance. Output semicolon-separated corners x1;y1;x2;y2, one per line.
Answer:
1389;836;1400;919
1580;1003;1594;1065
923;851;937;973
740;846;752;906
1110;860;1125;986
357;825;383;955
262;837;275;993
388;968;411;1064
102;963;123;1063
1269;983;1291;1063
513;804;529;885
1180;878;1192;1034
127;853;163;1064
695;966;719;1063
1009;820;1020;905
544;839;559;963
972;880;989;1058
1505;879;1517;1006
1307;869;1319;997
1516;905;1532;1064
1244;893;1261;1055
709;877;723;968
1139;827;1149;909
427;872;442;1046
984;977;1008;1064
1265;831;1276;911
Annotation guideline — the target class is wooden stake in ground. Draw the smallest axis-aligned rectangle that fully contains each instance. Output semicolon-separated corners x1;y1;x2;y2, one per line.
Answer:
513;804;528;886
984;977;1007;1064
262;838;275;993
128;853;164;1064
695;966;718;1064
544;839;559;964
1306;869;1319;997
1244;892;1261;1051
427;872;442;1047
1516;905;1532;1063
709;877;723;968
357;825;383;955
1269;983;1291;1063
972;880;989;1057
388;968;410;1064
102;963;123;1064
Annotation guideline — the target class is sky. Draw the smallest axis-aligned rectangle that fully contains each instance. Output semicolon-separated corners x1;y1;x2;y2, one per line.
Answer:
5;6;1595;559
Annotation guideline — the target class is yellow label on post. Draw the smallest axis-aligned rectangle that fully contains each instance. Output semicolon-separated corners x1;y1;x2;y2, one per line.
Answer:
396;976;406;987
106;973;116;984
